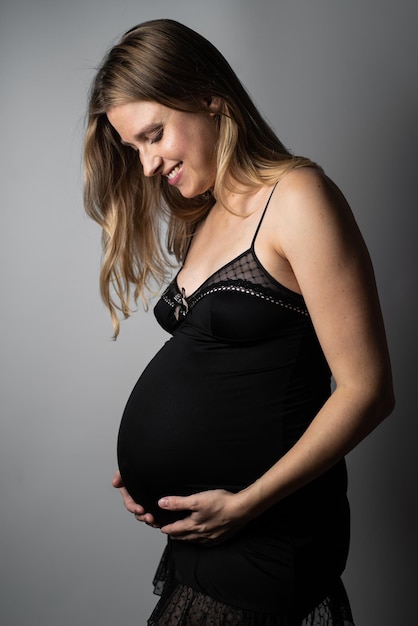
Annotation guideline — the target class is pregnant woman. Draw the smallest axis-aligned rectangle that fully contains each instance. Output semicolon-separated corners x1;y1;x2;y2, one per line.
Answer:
84;19;394;625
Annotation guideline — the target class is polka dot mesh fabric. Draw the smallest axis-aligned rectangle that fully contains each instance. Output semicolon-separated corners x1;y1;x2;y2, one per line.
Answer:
147;548;354;626
163;247;309;321
148;581;354;626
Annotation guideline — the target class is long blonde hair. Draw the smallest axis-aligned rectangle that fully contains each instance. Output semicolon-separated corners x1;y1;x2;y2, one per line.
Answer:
84;19;315;337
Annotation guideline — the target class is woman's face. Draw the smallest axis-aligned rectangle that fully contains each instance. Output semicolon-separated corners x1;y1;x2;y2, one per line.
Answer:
106;100;219;198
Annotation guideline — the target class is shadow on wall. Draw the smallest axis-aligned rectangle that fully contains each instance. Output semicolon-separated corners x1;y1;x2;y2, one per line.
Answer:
345;97;418;623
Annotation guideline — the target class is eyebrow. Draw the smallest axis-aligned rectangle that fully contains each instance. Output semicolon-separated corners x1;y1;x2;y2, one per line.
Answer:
120;123;162;146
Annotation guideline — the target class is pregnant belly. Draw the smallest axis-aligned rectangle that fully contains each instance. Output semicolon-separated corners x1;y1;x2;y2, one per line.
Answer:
117;373;213;525
117;375;257;525
116;341;285;525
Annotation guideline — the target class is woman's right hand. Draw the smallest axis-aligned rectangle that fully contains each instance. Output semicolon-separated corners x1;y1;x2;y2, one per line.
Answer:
112;470;160;528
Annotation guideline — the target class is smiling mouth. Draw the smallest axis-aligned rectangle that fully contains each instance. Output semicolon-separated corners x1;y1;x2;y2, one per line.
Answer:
166;163;183;180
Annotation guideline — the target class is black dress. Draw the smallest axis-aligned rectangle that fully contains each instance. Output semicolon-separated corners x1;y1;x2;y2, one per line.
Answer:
117;188;355;625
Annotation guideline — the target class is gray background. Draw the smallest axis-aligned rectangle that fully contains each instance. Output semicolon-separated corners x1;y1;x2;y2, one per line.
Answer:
1;1;417;624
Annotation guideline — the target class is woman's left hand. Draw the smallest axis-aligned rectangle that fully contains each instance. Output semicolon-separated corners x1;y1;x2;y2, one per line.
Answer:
158;489;249;544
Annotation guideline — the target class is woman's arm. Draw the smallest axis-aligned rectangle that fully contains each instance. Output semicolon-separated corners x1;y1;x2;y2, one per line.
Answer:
236;168;395;515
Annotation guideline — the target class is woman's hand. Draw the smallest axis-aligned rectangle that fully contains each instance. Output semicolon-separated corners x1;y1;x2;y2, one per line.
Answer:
158;489;250;544
112;471;160;528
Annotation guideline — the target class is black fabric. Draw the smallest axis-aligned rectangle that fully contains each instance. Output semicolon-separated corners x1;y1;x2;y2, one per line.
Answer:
117;188;353;623
149;547;354;625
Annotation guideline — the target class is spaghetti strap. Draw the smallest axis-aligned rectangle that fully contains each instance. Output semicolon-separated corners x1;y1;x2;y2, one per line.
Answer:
251;182;278;248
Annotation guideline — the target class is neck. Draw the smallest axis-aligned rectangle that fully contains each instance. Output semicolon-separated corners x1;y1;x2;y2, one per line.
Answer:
218;183;270;218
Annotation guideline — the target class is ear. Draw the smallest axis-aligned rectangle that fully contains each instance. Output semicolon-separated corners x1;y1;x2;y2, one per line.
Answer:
202;96;223;115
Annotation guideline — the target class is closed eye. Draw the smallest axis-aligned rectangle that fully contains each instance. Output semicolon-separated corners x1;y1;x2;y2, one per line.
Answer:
119;125;162;152
120;140;139;153
150;127;163;144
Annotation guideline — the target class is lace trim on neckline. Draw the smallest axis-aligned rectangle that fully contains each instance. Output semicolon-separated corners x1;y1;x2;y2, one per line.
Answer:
162;248;308;321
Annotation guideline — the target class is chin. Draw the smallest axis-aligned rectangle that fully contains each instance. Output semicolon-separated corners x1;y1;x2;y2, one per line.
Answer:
179;189;202;199
180;184;213;199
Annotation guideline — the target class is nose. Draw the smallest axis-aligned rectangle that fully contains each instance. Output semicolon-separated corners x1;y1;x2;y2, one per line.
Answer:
140;150;163;177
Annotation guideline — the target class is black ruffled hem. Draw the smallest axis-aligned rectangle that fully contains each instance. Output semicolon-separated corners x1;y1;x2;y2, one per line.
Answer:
147;547;355;626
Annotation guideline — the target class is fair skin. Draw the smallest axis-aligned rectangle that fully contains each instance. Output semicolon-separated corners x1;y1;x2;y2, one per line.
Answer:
106;100;219;199
109;100;394;543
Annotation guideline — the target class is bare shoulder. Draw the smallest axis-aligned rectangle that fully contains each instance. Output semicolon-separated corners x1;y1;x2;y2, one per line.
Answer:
274;166;349;217
269;166;360;257
278;165;326;190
